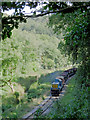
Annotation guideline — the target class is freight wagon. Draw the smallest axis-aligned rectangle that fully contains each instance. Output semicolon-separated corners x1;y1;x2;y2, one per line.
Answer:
51;68;77;96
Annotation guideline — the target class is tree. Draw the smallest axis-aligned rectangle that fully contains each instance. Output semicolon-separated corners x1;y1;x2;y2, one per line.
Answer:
1;16;68;90
1;38;20;92
1;2;89;118
48;5;90;78
1;1;90;87
1;2;90;40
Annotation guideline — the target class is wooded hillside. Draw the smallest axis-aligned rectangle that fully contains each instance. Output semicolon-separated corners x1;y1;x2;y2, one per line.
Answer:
1;1;89;119
1;16;71;87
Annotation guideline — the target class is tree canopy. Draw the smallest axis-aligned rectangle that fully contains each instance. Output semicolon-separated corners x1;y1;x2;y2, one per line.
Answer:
1;1;90;39
1;1;90;86
1;1;90;119
1;16;70;89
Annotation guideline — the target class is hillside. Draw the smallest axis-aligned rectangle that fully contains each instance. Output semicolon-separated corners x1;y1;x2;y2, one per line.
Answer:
1;16;72;118
1;2;89;119
1;16;70;78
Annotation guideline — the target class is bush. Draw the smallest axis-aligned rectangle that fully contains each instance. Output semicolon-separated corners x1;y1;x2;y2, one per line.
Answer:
27;88;42;102
14;92;19;99
34;108;43;117
14;92;20;104
37;85;45;89
27;89;37;101
10;112;18;119
45;71;89;119
42;96;45;100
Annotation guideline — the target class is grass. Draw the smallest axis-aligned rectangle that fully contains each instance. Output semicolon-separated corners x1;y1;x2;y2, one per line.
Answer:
43;73;89;119
2;69;63;118
59;76;76;105
44;75;77;118
2;67;74;119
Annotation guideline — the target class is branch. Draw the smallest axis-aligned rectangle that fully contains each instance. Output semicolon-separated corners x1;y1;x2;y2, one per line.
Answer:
2;4;90;20
0;79;11;87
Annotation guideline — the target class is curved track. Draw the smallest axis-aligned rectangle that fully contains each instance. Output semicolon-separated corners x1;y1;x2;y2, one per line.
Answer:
22;75;74;119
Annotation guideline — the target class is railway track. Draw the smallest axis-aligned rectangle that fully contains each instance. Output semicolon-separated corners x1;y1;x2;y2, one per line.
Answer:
22;75;74;119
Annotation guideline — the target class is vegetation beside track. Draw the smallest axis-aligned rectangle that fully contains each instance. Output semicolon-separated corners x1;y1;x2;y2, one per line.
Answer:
2;69;63;118
1;16;72;119
1;2;89;119
41;69;89;119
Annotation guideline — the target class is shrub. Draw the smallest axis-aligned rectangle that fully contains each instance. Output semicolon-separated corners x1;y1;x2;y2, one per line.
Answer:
34;108;43;117
14;92;19;99
14;92;20;104
42;96;45;100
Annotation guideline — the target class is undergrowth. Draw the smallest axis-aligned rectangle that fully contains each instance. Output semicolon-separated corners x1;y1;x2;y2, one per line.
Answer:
42;69;89;119
2;70;62;118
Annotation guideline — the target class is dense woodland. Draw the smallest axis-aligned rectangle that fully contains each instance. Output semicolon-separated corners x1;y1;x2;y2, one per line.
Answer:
1;15;72;118
1;16;70;86
1;1;90;119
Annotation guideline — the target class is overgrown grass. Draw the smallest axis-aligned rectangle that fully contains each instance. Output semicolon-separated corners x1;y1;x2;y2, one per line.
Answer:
59;76;76;105
2;69;63;118
42;73;89;119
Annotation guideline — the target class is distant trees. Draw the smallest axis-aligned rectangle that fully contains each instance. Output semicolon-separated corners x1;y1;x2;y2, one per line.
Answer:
1;16;70;89
2;2;90;76
1;2;89;119
1;2;90;40
1;1;90;88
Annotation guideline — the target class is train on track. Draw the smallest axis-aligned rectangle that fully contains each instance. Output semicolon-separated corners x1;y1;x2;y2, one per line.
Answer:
51;68;77;96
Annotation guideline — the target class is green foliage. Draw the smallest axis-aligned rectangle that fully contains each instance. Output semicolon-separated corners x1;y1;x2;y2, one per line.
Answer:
48;7;89;79
2;2;38;40
34;108;43;118
17;76;37;92
1;2;90;119
2;14;69;118
64;11;89;64
2;104;12;112
14;91;19;99
1;16;70;89
2;2;90;40
45;73;89;119
42;96;45;100
46;6;89;119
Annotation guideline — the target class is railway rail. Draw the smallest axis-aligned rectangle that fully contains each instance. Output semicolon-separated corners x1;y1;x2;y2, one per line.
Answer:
22;74;75;119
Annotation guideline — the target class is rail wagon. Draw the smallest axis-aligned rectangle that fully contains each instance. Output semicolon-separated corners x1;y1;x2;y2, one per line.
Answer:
50;68;77;96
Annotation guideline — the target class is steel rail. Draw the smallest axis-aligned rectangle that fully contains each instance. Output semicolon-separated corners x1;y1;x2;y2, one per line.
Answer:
22;74;75;119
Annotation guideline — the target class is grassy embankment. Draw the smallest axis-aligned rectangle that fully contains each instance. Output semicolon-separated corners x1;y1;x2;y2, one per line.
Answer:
40;72;88;119
2;69;64;118
48;75;76;117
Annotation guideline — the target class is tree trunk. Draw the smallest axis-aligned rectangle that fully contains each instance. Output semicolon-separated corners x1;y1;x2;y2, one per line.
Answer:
8;81;15;93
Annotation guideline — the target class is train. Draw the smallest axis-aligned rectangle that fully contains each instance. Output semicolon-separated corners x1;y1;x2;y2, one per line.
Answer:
50;68;77;96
